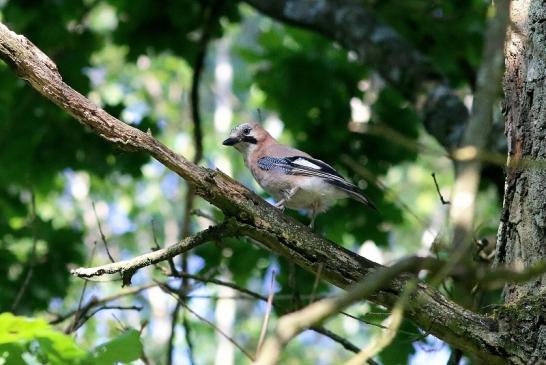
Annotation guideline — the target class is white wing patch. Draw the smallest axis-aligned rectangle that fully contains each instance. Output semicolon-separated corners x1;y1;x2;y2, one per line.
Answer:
292;157;321;170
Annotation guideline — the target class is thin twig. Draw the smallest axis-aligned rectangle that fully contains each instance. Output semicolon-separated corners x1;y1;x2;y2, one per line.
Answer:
162;275;364;356
177;4;225;358
254;257;432;365
309;263;324;304
178;271;268;301
67;240;98;333
50;283;156;325
257;269;277;354
174;0;224;350
167;302;181;365
339;311;417;337
431;173;450;205
79;305;142;330
111;313;127;331
71;222;238;281
161;285;255;361
190;209;218;223
309;326;359;353
11;192;38;311
92;201;116;263
152;219;178;276
343;280;417;365
182;308;197;365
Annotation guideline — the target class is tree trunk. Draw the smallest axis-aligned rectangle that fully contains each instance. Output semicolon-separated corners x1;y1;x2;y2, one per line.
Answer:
497;0;546;362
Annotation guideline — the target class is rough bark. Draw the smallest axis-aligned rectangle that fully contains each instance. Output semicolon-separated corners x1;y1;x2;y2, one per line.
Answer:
497;0;546;362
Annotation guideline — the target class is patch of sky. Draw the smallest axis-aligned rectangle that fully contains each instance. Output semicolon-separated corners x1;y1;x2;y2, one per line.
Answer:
122;101;149;125
187;254;206;273
410;335;452;365
108;202;134;234
83;66;107;87
160;172;180;200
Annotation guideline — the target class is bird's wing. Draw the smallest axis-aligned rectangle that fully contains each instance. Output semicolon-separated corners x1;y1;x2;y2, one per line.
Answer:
257;156;376;209
257;156;341;178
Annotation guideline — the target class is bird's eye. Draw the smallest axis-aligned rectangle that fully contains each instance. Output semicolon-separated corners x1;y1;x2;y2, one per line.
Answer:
242;128;251;135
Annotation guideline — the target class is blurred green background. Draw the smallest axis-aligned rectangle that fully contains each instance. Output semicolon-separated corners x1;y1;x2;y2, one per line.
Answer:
0;0;503;364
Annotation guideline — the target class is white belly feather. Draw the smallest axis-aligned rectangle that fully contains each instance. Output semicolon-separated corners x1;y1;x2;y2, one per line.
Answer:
285;176;347;211
257;173;347;212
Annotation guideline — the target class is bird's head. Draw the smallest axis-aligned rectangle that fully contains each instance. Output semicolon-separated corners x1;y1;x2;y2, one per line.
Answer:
222;122;271;153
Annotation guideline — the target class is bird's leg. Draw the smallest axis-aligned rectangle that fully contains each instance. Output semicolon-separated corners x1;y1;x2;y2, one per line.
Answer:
309;201;319;229
274;187;299;211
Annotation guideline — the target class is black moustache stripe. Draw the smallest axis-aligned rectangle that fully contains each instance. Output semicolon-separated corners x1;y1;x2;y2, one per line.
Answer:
242;136;257;144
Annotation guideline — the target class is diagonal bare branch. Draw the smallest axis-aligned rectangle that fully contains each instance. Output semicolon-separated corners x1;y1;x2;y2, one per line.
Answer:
71;222;238;282
254;257;427;365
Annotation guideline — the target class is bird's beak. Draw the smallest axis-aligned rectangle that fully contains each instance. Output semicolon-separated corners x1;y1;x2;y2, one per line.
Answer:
222;137;239;146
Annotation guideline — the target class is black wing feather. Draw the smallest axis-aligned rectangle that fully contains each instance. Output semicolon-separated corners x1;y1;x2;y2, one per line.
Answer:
257;155;376;210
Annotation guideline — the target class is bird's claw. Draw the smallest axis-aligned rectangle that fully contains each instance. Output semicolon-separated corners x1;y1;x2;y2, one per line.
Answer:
274;201;285;211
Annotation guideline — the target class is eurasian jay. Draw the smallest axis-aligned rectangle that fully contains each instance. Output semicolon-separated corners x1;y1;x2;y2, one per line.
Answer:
222;122;376;228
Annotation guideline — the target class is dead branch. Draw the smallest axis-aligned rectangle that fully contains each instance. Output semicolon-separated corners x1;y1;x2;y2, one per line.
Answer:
70;222;238;283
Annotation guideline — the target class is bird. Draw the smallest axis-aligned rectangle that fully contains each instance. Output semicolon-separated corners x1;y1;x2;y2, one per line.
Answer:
222;122;376;228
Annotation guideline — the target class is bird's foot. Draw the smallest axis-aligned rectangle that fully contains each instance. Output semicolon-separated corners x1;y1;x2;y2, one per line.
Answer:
308;216;316;230
274;200;285;211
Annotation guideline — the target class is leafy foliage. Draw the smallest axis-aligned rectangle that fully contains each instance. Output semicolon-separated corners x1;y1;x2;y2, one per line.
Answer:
0;313;142;365
84;328;143;365
371;0;487;86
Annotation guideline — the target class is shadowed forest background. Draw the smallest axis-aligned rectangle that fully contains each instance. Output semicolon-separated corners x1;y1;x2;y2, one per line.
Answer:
1;0;538;364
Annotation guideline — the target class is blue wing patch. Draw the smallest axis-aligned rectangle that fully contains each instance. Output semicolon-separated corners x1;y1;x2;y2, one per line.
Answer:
257;156;342;179
256;156;292;173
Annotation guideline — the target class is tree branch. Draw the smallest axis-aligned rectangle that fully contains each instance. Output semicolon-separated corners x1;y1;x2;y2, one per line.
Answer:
243;0;469;151
70;222;237;282
254;258;423;365
49;283;157;325
0;22;507;363
164;273;366;355
344;280;417;365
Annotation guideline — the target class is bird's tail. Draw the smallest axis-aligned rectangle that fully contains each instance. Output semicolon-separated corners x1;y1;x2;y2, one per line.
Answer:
345;189;378;211
328;179;378;211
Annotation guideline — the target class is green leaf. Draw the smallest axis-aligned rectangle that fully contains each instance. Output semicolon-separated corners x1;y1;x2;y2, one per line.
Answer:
83;329;143;365
0;343;26;365
0;312;86;365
